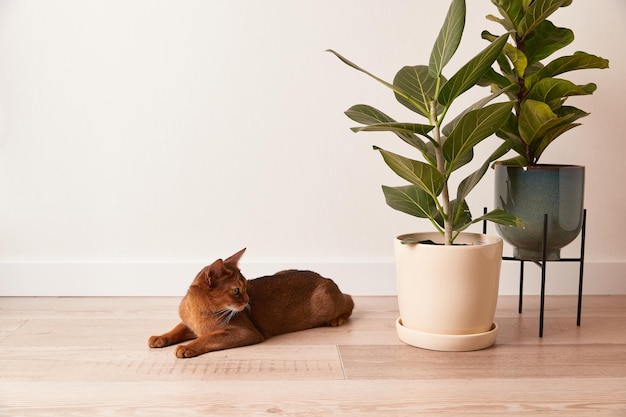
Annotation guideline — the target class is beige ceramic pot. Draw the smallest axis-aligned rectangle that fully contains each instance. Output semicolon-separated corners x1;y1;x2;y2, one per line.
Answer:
394;232;503;351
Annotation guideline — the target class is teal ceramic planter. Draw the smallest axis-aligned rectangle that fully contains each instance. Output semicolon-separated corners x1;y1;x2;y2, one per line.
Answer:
494;165;585;261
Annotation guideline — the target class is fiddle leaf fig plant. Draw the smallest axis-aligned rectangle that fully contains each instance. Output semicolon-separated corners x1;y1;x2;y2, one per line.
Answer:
328;0;523;245
481;0;609;166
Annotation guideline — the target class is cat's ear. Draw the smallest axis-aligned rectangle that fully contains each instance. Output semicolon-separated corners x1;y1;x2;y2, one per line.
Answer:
204;249;245;287
205;258;225;287
224;248;246;265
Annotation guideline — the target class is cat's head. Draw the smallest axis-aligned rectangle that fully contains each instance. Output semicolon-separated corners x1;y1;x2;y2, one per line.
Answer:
192;248;249;313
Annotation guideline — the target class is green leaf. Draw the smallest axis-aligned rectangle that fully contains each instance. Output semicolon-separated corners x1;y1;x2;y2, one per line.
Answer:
448;147;475;174
474;209;524;228
480;31;517;82
486;14;515;32
533;122;579;162
344;104;394;126
442;85;515;137
352;122;435;139
434;199;473;232
494;155;528;167
393;66;443;118
327;49;425;114
424;141;444;172
488;0;525;32
531;106;589;160
327;49;393;89
447;206;524;232
529;52;610;86
524;20;573;65
438;34;509;106
478;68;516;94
532;108;583;142
480;31;526;78
345;105;434;163
527;78;597;110
442;101;515;172
518;99;557;145
504;43;528;78
495;112;526;156
374;147;444;199
518;0;569;39
429;0;465;79
518;102;588;164
381;185;439;219
451;200;472;231
456;141;512;204
554;105;590;123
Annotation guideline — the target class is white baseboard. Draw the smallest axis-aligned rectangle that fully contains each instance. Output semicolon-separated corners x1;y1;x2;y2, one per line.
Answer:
0;260;624;296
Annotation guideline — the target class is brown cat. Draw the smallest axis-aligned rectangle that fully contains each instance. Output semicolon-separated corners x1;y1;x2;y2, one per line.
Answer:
148;248;354;358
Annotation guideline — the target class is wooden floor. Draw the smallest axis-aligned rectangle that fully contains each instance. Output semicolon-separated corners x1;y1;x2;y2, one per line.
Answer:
1;295;625;416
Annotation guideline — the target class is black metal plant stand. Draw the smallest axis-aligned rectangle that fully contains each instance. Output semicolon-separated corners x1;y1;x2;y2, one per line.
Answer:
483;209;587;337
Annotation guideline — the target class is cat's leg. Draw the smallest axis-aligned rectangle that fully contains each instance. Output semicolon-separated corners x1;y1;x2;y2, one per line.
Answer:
148;322;197;348
175;326;264;358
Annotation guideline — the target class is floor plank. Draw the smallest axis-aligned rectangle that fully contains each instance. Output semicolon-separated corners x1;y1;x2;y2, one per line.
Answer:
2;379;625;417
0;344;345;382
339;343;626;379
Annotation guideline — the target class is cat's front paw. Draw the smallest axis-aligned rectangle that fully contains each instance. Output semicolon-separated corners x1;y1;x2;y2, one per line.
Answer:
148;335;170;348
175;344;199;358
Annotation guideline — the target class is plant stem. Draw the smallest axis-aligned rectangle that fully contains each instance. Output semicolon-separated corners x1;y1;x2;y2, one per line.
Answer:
515;34;534;166
429;100;453;245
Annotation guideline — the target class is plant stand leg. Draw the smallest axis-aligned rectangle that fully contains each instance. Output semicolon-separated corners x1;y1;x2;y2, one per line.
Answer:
577;209;587;326
518;260;524;314
538;213;549;338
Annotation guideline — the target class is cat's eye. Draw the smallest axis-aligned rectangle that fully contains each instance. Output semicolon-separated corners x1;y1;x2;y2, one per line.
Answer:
231;288;240;296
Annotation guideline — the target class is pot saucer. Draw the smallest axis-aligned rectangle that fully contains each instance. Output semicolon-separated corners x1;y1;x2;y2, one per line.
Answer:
396;318;498;351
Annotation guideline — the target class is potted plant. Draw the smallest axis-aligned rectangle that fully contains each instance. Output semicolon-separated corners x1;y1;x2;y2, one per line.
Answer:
481;0;609;260
328;0;522;351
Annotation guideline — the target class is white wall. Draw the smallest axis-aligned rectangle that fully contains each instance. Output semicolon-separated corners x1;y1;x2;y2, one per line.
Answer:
1;0;624;296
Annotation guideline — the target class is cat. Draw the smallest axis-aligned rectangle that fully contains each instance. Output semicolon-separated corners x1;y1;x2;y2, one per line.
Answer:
148;248;354;358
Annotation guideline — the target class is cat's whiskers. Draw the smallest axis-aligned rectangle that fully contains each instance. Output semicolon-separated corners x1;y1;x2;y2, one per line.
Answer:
213;308;238;327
